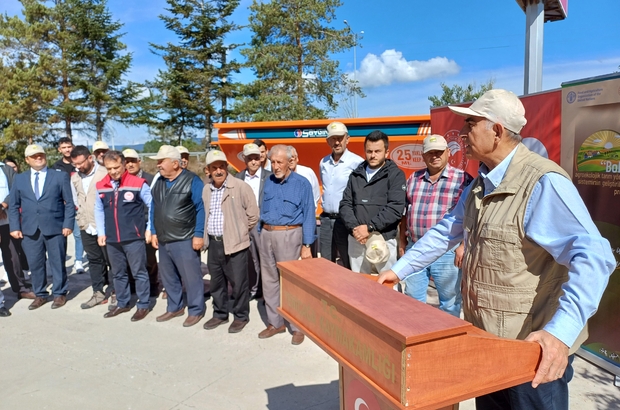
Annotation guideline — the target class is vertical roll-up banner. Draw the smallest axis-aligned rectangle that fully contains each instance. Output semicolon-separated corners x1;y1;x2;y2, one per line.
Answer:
562;73;620;376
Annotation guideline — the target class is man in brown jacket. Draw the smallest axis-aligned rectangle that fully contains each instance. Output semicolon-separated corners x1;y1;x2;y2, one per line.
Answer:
70;145;113;309
202;150;259;334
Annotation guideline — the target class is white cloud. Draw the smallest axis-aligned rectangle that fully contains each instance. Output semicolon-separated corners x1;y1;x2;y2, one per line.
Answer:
353;50;460;88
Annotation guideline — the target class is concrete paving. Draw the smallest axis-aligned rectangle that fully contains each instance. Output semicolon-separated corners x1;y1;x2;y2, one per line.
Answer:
0;237;618;409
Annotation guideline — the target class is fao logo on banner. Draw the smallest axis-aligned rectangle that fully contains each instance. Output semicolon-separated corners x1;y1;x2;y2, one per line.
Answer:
567;91;577;104
445;129;468;170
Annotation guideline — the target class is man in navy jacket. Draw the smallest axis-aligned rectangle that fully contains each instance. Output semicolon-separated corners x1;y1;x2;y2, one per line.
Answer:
9;144;75;310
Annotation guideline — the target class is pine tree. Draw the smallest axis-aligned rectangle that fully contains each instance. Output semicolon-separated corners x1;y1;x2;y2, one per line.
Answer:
234;0;361;121
149;0;241;144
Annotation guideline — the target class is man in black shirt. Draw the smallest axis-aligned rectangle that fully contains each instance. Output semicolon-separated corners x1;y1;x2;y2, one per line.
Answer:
52;137;75;174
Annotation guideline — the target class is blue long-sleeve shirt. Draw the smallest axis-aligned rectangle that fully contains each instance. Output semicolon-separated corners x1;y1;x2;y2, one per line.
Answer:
391;146;615;348
95;180;152;237
259;171;316;245
148;170;205;238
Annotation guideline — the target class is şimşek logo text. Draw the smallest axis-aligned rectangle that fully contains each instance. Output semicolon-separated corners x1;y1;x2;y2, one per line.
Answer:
294;129;328;138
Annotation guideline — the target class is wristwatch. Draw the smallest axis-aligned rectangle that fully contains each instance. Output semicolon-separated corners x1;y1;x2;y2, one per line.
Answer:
367;223;375;233
303;244;311;248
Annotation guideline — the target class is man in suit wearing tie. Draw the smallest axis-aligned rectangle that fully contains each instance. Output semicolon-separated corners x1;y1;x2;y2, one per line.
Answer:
236;143;272;300
9;144;75;310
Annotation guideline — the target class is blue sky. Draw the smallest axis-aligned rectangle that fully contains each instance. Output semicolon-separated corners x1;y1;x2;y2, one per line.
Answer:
2;0;619;145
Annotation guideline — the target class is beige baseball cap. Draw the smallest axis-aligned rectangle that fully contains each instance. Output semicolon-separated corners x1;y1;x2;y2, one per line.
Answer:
206;150;228;165
122;148;140;159
93;141;109;151
422;135;448;153
176;145;190;154
448;89;527;134
365;233;390;265
326;121;348;139
243;143;261;156
149;145;181;161
25;144;45;157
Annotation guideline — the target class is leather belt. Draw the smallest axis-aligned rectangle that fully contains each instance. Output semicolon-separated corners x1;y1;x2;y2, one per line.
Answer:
208;235;223;241
321;212;339;219
262;224;302;231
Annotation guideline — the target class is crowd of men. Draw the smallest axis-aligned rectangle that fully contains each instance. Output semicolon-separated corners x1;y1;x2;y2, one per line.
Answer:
0;88;614;410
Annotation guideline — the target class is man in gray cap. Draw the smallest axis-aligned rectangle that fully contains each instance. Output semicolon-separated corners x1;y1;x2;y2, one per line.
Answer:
399;134;472;317
236;143;272;299
379;89;615;410
149;145;206;327
202;150;259;333
319;121;363;269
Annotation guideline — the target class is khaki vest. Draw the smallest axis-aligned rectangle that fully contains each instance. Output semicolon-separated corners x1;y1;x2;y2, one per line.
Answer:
71;164;108;231
462;143;587;354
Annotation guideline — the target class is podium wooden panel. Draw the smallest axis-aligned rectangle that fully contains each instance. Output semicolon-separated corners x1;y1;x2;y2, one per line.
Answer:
277;259;542;410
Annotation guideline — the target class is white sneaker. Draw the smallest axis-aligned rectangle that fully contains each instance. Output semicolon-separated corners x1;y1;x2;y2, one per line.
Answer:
74;261;85;274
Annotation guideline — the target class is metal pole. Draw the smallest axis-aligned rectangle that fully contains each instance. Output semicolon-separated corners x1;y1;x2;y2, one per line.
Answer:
524;0;544;94
353;34;357;118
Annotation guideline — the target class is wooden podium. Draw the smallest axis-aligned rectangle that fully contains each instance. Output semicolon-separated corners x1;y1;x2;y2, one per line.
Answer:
277;259;541;410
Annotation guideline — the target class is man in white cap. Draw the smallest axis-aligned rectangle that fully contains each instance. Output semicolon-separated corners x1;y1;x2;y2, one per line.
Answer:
202;150;259;333
177;145;190;169
399;134;472;317
236;143;272;300
93;141;109;166
9;144;75;310
379;89;615;409
149;145;206;327
123;148;159;297
319;121;363;269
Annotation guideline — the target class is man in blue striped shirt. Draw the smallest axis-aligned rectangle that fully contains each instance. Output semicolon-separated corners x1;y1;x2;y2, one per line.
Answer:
257;144;315;345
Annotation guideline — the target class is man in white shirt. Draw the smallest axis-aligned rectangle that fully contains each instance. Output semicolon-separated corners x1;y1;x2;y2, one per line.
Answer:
235;143;272;300
289;147;320;206
70;145;113;309
319;122;363;269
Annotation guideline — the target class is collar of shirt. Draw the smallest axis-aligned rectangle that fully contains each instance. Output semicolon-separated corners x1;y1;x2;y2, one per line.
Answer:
330;148;352;165
421;165;451;183
210;180;227;192
79;162;98;178
245;167;261;180
478;145;519;195
31;166;48;176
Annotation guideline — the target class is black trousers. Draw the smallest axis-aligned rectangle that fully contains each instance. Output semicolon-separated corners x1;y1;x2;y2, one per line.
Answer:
319;216;351;269
0;224;31;293
81;230;114;294
207;238;250;322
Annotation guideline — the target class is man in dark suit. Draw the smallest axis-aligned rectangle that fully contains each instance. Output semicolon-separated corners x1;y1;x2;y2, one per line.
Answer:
236;143;272;300
9;144;75;310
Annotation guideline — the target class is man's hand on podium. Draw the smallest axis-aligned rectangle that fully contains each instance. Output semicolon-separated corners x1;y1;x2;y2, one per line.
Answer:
525;329;569;388
377;269;400;285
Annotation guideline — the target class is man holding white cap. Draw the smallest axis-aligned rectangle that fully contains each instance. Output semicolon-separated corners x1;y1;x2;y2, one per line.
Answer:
379;89;615;409
236;143;272;300
202;150;259;333
319;121;363;269
399;134;472;317
149;145;206;327
9;144;75;310
93;141;109;166
177;145;190;169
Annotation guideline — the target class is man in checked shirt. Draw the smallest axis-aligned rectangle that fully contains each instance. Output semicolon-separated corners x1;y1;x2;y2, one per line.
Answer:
399;135;472;317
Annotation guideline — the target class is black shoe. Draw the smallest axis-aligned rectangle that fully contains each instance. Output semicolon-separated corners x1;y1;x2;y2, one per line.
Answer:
0;307;11;317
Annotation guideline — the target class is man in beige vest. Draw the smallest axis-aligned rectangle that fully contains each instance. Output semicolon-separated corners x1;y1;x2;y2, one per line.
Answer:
378;89;615;410
70;145;113;309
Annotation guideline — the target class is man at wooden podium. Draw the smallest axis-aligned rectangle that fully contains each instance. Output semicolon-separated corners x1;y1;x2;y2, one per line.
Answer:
378;89;615;410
